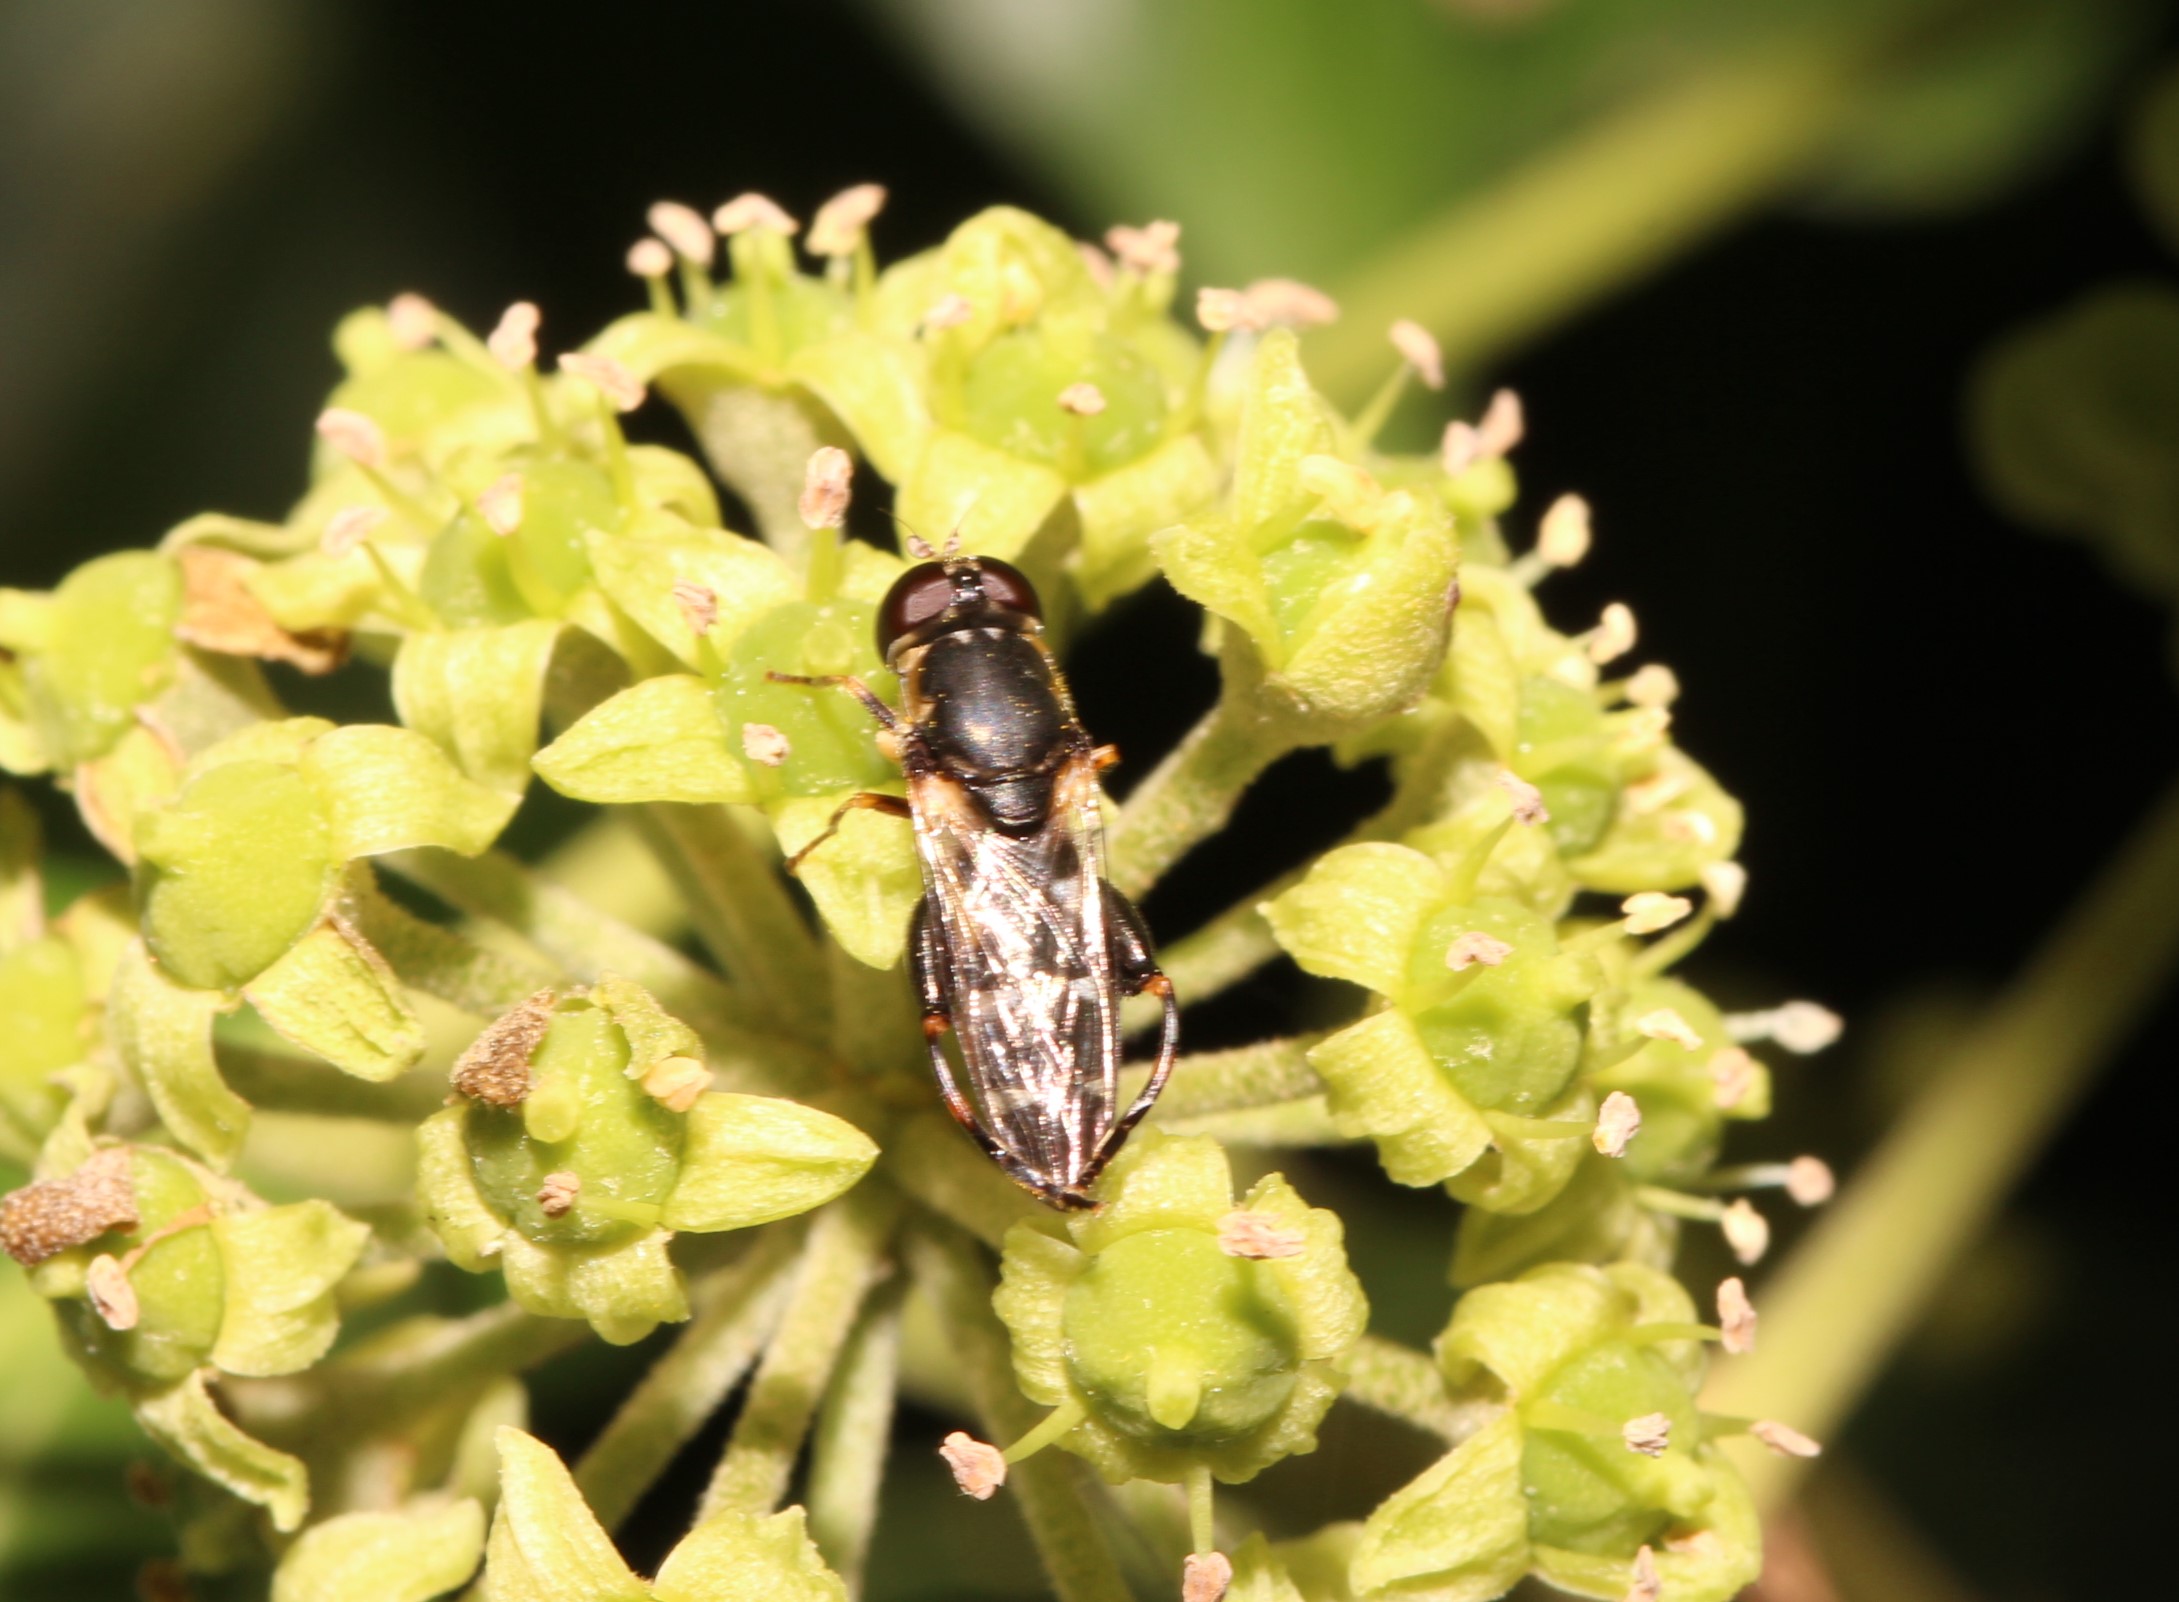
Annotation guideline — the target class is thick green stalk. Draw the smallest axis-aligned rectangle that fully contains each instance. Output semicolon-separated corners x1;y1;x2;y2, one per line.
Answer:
575;1230;801;1530
1106;699;1288;901
905;1226;1134;1602
1309;7;1941;402
1705;777;2179;1507
805;1279;905;1596
700;1187;898;1517
1117;1035;1323;1121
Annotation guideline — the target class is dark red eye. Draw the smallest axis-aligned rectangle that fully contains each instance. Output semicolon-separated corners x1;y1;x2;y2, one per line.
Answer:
970;557;1041;621
876;563;957;655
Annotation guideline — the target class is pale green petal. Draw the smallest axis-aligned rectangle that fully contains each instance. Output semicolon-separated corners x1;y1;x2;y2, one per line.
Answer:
210;1199;371;1377
895;431;1068;562
483;1428;647;1602
272;1500;486;1602
1264;842;1449;999
662;1093;878;1233
394;621;564;799
788;332;931;483
415;1107;508;1271
110;940;248;1169
584;521;797;669
1307;1010;1492;1188
768;792;919;970
1349;1410;1528;1601
305;724;518;859
533;675;751;806
652;1506;847;1602
135;1370;310;1532
244;919;426;1082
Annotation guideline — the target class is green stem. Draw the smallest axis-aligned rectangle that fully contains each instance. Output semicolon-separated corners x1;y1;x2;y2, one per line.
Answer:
1308;6;1943;402
345;866;558;1015
218;1045;445;1124
905;1225;1134;1602
1118;1035;1324;1121
574;1229;802;1531
1105;698;1289;901
637;803;827;1034
884;1113;1040;1250
1703;776;2179;1508
538;814;690;944
700;1187;899;1517
1341;1334;1482;1443
805;1278;905;1596
1158;1096;1342;1149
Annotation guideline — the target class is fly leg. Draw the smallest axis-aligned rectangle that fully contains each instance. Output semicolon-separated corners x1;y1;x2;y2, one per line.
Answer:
1075;881;1180;1196
781;791;910;875
765;670;901;730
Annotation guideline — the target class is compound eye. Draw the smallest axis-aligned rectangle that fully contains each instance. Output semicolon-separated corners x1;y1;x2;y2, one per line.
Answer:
972;557;1042;620
876;563;956;655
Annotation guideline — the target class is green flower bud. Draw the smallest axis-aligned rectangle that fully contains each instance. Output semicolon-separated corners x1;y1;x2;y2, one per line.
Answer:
0;551;184;772
419;983;877;1343
1266;843;1594;1195
992;1133;1366;1486
1452;1154;1677;1290
271;1499;487;1602
1154;332;1459;742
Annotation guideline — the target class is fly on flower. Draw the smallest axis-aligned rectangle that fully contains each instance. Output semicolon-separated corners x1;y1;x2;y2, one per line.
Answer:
773;542;1178;1209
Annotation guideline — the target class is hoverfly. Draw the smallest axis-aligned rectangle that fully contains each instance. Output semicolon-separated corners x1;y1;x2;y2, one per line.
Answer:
772;544;1177;1209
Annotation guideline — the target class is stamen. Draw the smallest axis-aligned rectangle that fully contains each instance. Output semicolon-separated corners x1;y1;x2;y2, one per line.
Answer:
558;351;646;413
535;1171;581;1218
1717;1276;1757;1354
1708;1047;1760;1111
1475;388;1525;457
1624;664;1680;708
322;505;388;558
640;1055;710;1112
939;1431;1007;1499
1240;277;1339;328
1196;286;1248;333
1216;1209;1307;1260
1621;892;1692;935
636;204;707;270
712;192;799;236
86;1254;139;1331
1389;319;1445;389
1105;219;1181;276
1057;382;1107;417
1586;602;1637;665
1183;1551;1233;1602
1621;768;1691;816
626;237;674;279
1622;1412;1671;1458
741;723;791;768
1445;931;1512;971
1785;1155;1836;1206
1634;1008;1703;1050
1751;1419;1822;1459
1721;1198;1770;1265
488;301;541;370
800;446;853;529
1536;493;1592;567
477;472;524;537
314;408;387;470
922;293;974;332
809;183;887;257
1611;706;1673;757
1700;862;1748;918
1624;1544;1661;1602
1725;1001;1843;1054
1497;769;1550;825
387;293;438;350
1593;1091;1642;1157
672;580;719;636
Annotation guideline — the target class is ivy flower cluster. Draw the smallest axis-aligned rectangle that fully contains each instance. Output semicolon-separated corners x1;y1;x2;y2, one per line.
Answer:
0;191;1833;1601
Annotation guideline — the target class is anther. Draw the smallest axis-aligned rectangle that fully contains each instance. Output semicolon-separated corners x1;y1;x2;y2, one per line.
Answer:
1634;1008;1703;1050
1717;1275;1757;1354
387;293;438;350
536;1170;581;1218
641;1055;709;1113
1475;388;1524;457
321;505;388;558
1708;1047;1760;1111
1586;602;1637;666
672;580;719;637
1593;1091;1642;1157
1058;382;1107;417
712;192;799;236
559;352;646;413
1497;769;1550;825
1105;219;1181;276
1445;931;1512;971
940;1431;1007;1500
488;302;541;370
646;200;716;267
1624;1544;1661;1602
1624;664;1680;708
1622;1412;1671;1458
1389;319;1444;389
86;1253;139;1331
1751;1419;1822;1458
1721;1198;1770;1265
477;472;524;537
1216;1209;1307;1260
809;183;887;256
626;238;674;279
922;293;974;332
1183;1551;1234;1602
1725;1001;1843;1054
1700;862;1748;918
314;408;387;470
1536;493;1591;567
1785;1155;1835;1206
1621;892;1692;935
741;723;791;768
801;446;853;529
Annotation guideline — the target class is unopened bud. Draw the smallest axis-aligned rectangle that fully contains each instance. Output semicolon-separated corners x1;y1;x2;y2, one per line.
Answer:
488;301;541;370
741;723;791;767
321;505;388;558
1389;319;1444;389
1105;219;1181;276
671;580;718;637
1624;664;1680;708
536;1170;581;1218
808;183;887;256
315;408;387;470
646;200;715;266
626;237;674;278
477;472;524;537
1216;1209;1306;1260
1717;1276;1757;1354
641;1054;709;1113
1634;1008;1703;1050
712;192;798;236
1621;892;1692;935
940;1431;1006;1500
1622;1411;1671;1458
800;445;853;528
558;351;646;413
1183;1551;1234;1602
1593;1091;1642;1157
1721;1198;1770;1265
1445;931;1512;972
85;1253;140;1331
1785;1155;1836;1206
1700;862;1748;918
1536;494;1591;567
387;293;438;350
1751;1419;1822;1459
1497;769;1549;825
1057;382;1107;417
1586;602;1637;666
922;293;974;332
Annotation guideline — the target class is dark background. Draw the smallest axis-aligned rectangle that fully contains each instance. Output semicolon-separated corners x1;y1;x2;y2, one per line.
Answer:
3;2;2173;1597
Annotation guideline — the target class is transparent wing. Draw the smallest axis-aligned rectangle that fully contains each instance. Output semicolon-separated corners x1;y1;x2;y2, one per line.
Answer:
911;759;1118;1194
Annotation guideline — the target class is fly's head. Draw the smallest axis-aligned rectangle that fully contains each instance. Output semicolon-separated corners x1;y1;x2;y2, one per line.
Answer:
876;553;1042;668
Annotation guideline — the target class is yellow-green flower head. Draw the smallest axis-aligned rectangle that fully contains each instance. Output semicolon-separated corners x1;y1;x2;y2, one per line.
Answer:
1154;331;1460;743
1266;842;1596;1199
992;1132;1366;1486
1351;1262;1757;1602
418;980;877;1344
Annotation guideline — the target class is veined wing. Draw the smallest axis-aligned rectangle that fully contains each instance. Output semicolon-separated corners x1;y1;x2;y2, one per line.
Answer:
910;759;1118;1193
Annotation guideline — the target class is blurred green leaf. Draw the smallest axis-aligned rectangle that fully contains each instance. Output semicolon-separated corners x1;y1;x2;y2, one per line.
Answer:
2128;58;2179;258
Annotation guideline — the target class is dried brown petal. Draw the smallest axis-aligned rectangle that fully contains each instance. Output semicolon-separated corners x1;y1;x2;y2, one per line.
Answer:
0;1148;138;1267
175;546;347;674
451;990;556;1106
